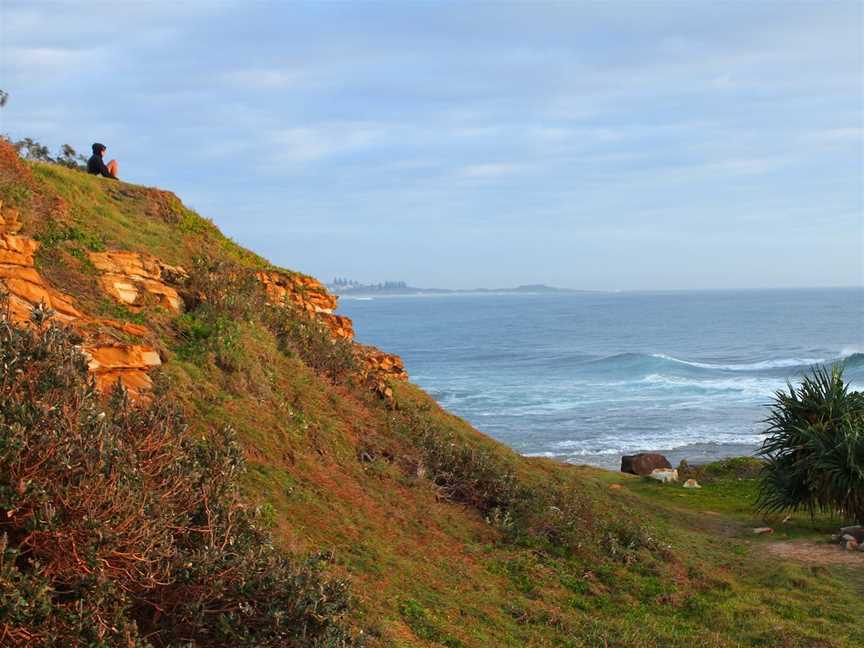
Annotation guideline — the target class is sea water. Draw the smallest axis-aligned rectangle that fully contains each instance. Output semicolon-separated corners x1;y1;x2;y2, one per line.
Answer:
339;288;864;469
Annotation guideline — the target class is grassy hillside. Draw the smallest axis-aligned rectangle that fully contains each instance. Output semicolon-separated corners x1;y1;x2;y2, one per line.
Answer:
1;145;862;647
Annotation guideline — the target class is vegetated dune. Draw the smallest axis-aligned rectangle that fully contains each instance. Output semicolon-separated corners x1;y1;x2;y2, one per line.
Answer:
0;139;861;647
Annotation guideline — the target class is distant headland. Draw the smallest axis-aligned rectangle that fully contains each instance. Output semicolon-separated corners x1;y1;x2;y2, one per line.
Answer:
327;278;582;296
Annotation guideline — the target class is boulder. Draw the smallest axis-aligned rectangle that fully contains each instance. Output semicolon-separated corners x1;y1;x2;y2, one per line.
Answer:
648;468;678;483
621;453;672;476
682;478;701;489
840;526;864;543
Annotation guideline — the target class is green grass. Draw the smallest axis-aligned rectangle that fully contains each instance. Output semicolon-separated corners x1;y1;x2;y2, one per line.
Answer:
621;465;853;541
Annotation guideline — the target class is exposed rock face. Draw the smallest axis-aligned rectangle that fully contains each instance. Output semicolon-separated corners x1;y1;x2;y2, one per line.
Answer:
81;344;162;397
0;203;161;399
621;453;672;476
356;344;409;399
359;344;408;381
88;250;187;312
256;270;406;398
257;271;354;339
318;312;355;340
0;202;82;323
257;271;338;316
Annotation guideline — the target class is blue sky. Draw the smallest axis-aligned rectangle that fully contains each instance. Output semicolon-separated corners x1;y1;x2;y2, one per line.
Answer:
1;1;861;289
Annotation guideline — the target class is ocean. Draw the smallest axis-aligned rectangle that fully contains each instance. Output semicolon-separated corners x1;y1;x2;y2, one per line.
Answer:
339;288;864;469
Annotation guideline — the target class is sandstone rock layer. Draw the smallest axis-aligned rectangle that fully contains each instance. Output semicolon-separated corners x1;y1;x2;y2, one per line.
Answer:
88;250;186;312
0;203;161;399
82;344;162;397
0;202;82;322
257;271;339;316
257;270;407;398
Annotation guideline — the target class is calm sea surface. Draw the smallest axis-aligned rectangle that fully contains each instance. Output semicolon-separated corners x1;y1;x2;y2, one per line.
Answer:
339;289;864;469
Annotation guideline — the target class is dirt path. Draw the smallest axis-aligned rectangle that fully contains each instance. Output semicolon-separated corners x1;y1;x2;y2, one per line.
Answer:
765;540;864;566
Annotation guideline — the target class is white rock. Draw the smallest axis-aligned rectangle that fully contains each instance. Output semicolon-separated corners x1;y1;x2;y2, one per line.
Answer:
752;527;774;535
649;468;678;484
683;479;701;489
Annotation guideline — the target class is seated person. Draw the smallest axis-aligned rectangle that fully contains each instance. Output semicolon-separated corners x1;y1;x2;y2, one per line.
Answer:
87;142;119;179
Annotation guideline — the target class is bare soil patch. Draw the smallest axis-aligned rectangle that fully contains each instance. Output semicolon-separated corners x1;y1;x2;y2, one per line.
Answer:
766;540;864;566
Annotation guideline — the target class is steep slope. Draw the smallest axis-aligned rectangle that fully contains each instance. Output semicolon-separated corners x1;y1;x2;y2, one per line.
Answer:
1;141;862;647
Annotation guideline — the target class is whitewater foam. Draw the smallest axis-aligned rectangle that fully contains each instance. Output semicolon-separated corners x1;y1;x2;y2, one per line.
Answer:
650;353;828;372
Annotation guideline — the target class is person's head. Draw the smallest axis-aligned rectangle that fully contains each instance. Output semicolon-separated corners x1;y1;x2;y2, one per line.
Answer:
92;142;107;157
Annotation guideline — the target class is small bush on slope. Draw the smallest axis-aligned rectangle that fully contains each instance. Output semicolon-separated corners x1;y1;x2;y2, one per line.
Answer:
265;304;358;385
397;405;669;565
758;365;864;524
0;304;358;647
175;257;266;372
399;407;522;514
175;256;357;384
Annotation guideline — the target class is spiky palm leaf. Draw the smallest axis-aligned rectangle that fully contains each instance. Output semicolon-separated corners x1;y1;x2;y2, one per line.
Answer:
757;365;864;523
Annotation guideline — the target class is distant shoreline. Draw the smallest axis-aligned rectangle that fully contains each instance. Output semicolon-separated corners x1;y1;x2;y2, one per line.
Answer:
330;283;595;297
331;285;862;298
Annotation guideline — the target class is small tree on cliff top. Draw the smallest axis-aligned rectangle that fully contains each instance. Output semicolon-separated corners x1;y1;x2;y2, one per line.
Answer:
757;365;864;524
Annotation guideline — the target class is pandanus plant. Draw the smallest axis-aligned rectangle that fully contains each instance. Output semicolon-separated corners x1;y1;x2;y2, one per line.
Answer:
757;365;864;524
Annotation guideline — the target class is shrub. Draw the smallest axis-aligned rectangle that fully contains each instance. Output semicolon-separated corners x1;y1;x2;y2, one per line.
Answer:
175;257;265;371
0;308;359;646
757;366;864;524
35;219;105;251
175;310;244;371
265;304;357;384
399;409;521;515
398;409;670;563
182;256;265;319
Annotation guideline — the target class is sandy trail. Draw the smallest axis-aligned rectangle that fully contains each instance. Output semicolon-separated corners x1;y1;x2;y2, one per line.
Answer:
765;541;864;566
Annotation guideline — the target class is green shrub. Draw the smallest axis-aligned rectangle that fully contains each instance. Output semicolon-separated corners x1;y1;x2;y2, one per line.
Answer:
35;219;105;251
175;257;265;371
398;408;669;563
175;309;244;370
265;304;357;384
0;308;359;646
398;409;521;515
757;366;864;523
182;256;265;319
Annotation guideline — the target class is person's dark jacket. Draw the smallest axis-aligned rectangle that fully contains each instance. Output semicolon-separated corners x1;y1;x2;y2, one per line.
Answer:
87;143;116;179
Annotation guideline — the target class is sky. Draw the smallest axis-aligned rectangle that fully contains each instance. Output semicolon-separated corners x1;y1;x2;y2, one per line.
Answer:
1;1;862;290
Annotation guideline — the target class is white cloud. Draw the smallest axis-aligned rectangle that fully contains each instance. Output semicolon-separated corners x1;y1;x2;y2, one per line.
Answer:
460;163;522;178
222;68;306;90
713;157;788;176
4;46;104;73
264;123;387;165
807;128;864;143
